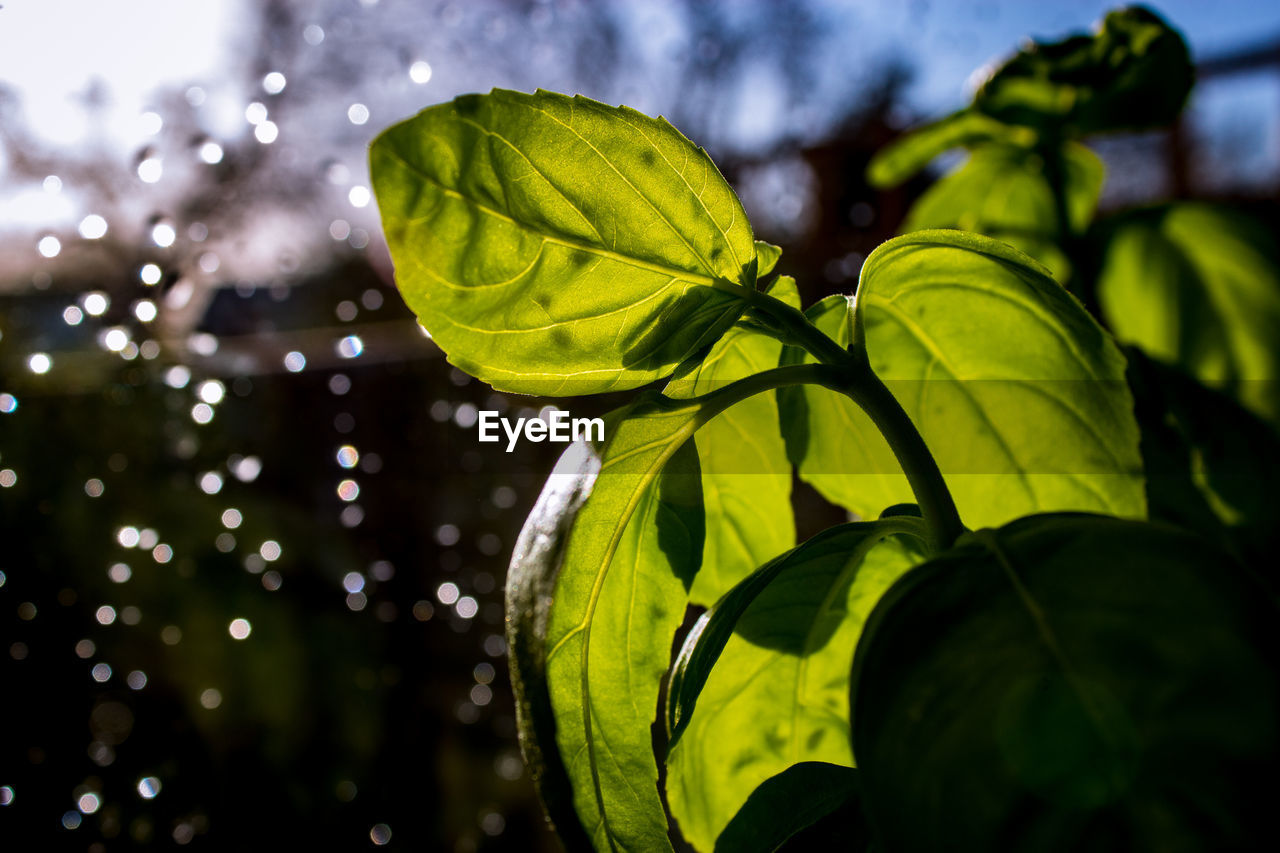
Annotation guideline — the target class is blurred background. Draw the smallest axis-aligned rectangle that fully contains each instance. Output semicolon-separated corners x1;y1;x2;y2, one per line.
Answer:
1;0;1278;849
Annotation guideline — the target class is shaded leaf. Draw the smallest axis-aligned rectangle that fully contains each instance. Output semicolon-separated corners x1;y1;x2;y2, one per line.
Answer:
665;528;924;852
507;396;705;852
974;7;1192;135
371;88;759;395
666;516;925;749
713;763;868;853
851;513;1280;851
1095;203;1280;426
1125;347;1280;583
781;230;1145;528
665;277;801;606
903;143;1104;280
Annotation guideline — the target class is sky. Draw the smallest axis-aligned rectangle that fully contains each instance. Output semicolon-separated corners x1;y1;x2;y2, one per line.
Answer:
1;0;1277;237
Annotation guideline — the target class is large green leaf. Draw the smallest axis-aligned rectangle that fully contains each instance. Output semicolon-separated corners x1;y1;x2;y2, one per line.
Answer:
781;230;1145;528
371;89;759;395
851;513;1280;851
713;763;869;853
664;277;800;606
902;143;1104;280
1095;203;1280;426
665;524;924;852
973;7;1192;135
508;396;704;852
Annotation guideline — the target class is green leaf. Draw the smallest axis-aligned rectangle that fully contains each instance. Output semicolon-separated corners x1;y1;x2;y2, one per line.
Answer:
371;88;760;395
781;230;1145;528
665;277;800;606
1125;347;1280;581
902;142;1104;280
665;526;924;852
866;109;1036;188
713;763;869;853
754;241;783;278
1094;203;1280;426
851;513;1280;851
508;396;704;852
973;7;1193;135
666;515;925;749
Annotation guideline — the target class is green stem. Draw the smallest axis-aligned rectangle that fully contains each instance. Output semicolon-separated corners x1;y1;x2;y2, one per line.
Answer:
746;290;966;552
838;364;965;552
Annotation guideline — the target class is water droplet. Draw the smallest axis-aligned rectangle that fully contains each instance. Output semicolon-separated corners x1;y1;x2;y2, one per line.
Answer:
262;71;286;95
336;335;364;358
254;121;278;144
409;61;432;84
436;582;459;605
78;214;108;239
151;222;176;248
102;328;130;352
336;446;358;469
347;185;371;211
199;141;224;164
140;263;162;285
133;300;158;323
137;157;163;183
197;380;225;405
337;479;359;501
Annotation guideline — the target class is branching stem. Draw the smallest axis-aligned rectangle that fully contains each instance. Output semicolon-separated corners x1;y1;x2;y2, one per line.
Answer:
744;289;966;552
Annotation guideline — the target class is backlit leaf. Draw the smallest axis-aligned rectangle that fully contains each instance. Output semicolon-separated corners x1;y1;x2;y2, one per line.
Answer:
866;109;1036;188
508;397;704;852
781;230;1145;527
665;277;800;605
1095;203;1280;426
371;89;759;395
665;526;924;852
902;143;1104;280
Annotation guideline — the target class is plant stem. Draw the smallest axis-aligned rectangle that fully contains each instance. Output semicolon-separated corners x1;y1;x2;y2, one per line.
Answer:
746;290;966;552
838;364;965;551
